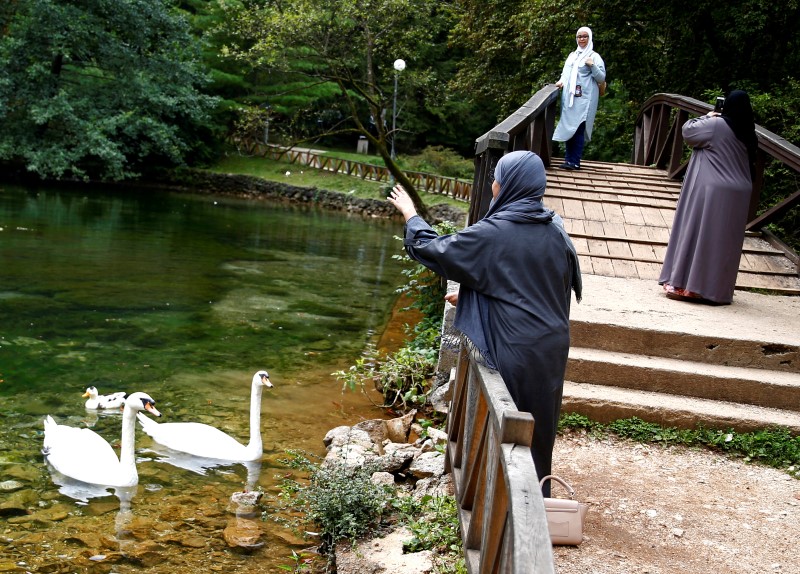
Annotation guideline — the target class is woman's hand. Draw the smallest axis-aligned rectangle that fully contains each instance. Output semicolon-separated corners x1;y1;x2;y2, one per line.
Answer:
584;57;594;67
555;81;563;88
445;291;459;307
387;185;418;221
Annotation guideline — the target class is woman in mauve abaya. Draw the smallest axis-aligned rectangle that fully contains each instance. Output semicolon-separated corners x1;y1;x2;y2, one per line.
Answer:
659;89;757;305
387;150;582;496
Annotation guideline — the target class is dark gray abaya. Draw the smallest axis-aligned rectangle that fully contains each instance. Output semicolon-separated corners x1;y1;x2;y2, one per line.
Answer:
400;151;581;495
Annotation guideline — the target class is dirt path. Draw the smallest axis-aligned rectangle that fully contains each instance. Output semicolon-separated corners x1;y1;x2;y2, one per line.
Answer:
550;430;799;574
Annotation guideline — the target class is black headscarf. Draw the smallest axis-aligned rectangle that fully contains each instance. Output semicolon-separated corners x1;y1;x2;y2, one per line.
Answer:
721;89;757;178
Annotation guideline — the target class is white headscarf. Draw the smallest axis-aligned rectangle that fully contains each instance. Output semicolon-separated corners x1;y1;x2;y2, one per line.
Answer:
566;26;594;107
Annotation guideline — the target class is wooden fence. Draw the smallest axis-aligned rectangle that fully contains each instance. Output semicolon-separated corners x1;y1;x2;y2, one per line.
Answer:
234;139;472;203
446;344;554;574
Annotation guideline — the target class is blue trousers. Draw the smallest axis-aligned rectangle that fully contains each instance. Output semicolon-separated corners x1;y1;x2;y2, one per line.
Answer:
564;121;586;166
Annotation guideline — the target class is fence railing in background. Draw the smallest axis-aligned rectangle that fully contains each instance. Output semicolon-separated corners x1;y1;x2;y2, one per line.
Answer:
233;139;472;203
470;85;560;224
446;343;554;574
633;93;800;234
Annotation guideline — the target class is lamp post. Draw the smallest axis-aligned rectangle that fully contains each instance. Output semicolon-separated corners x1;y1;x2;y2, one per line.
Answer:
391;58;406;161
262;103;271;145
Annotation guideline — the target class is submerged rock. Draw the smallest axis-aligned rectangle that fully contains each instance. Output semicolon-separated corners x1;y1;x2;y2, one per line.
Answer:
223;518;264;551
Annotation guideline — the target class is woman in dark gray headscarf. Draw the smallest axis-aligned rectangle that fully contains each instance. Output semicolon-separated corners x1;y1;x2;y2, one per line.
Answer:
388;150;582;496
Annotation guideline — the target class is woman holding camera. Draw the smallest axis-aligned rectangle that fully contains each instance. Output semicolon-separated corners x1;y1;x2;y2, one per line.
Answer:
659;90;758;305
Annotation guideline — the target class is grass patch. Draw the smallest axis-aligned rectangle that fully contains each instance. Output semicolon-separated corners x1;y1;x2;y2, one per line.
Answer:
559;413;800;478
210;147;469;211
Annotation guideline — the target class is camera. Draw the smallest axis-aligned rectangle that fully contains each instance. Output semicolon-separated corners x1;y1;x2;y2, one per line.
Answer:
713;96;725;113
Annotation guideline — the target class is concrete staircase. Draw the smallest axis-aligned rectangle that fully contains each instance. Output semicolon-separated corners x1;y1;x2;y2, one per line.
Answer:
561;274;800;434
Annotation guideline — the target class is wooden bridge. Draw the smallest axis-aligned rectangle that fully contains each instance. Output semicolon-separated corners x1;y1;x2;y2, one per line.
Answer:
445;85;800;573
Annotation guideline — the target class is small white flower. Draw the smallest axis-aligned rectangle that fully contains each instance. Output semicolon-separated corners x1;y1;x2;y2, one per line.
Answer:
724;433;733;442
285;171;291;176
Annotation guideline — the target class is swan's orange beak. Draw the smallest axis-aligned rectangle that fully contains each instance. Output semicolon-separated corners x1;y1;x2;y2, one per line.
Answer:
82;391;90;398
261;373;273;388
145;401;161;417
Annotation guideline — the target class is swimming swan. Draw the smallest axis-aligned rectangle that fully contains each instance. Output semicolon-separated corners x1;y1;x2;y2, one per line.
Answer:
83;386;127;410
43;392;161;488
137;370;272;462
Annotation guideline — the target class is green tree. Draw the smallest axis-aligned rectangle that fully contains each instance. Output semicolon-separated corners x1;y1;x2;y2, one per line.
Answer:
0;0;218;181
219;0;460;218
451;0;800;140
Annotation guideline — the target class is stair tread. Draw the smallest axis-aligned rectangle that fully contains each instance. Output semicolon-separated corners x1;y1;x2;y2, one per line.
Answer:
563;381;800;432
569;346;800;386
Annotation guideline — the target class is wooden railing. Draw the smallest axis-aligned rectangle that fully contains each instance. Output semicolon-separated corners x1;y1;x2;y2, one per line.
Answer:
446;343;554;574
470;85;560;223
633;93;800;232
233;139;472;203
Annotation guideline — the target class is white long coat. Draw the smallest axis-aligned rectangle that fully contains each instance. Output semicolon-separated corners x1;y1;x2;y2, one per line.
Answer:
552;51;606;142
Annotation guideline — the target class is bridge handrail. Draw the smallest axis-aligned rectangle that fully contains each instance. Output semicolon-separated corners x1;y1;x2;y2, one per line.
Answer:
446;343;554;574
633;93;800;231
470;85;560;224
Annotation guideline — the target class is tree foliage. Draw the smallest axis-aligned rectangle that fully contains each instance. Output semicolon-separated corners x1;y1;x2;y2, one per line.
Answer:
0;0;218;181
218;0;467;217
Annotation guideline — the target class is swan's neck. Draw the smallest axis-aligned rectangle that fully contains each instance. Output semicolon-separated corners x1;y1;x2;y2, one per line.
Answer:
118;407;138;483
246;383;264;455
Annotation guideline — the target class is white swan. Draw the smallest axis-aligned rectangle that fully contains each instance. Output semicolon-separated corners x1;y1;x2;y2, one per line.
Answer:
43;392;161;488
83;386;127;410
137;370;272;462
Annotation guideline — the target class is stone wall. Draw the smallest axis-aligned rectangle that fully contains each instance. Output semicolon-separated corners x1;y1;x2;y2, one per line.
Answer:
152;169;467;225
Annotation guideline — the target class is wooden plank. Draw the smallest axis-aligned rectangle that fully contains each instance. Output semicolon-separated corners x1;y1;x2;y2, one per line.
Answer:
561;198;586;219
611;258;640;278
640;206;668;228
578;254;593;274
583;220;605;238
589;256;615;276
646;226;671;243
544;197;564;216
621;204;646;226
630;242;658;261
582;200;606;222
659;207;676;229
587;238;610;256
607;240;634;258
501;445;555;574
601;202;625;224
564;219;585;236
635;260;663;280
621;224;651;241
477;449;505;574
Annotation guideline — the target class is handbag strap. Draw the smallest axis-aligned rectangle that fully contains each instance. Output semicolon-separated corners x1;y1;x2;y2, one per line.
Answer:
539;474;576;499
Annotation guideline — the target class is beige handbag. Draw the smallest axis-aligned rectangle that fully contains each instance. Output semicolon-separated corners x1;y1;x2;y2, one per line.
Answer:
540;474;589;546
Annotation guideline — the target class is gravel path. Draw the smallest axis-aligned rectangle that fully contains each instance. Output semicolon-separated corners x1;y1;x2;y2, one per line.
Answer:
551;430;800;574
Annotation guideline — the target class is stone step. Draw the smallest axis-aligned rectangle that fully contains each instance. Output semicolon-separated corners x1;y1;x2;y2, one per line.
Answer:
566;347;800;413
562;381;800;434
570;321;800;374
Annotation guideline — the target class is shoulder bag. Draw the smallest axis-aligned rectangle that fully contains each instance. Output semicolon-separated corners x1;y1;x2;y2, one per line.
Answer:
540;474;589;546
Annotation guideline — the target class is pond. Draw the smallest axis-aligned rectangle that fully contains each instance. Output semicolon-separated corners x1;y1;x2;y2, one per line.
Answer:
0;182;410;572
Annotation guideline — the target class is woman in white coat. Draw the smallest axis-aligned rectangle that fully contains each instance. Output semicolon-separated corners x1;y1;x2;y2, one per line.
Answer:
553;26;606;170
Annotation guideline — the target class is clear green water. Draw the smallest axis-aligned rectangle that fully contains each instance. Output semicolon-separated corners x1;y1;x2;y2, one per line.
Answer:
0;183;406;572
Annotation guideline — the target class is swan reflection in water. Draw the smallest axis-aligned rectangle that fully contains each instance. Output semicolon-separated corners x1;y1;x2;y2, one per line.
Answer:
141;443;263;491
